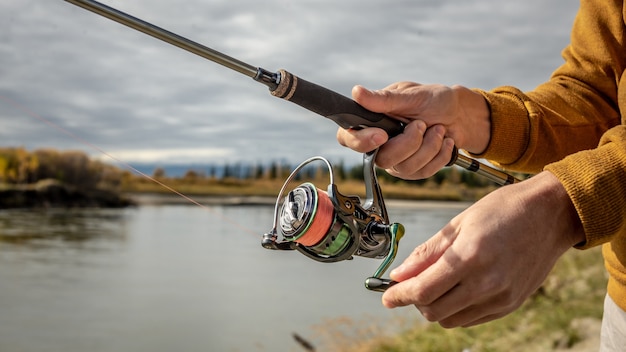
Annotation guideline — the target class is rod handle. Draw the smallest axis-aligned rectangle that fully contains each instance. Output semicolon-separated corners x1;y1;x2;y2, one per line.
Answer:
271;69;405;138
270;69;520;185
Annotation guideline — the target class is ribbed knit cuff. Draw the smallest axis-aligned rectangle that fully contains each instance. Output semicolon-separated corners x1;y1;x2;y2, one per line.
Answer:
544;138;626;248
470;87;531;167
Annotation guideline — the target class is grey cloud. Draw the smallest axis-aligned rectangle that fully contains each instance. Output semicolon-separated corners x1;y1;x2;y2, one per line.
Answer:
0;0;578;167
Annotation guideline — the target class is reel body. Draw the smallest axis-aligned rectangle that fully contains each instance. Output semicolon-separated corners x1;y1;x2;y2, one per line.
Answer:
262;151;403;291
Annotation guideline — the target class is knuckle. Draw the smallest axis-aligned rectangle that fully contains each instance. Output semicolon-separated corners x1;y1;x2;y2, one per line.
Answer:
410;286;436;306
336;129;348;146
419;307;439;322
375;154;396;169
411;243;429;257
376;159;394;170
390;162;412;175
412;165;438;180
496;287;522;312
438;318;459;329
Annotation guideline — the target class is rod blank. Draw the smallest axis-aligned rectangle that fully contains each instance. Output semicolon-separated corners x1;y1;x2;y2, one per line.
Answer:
65;0;257;78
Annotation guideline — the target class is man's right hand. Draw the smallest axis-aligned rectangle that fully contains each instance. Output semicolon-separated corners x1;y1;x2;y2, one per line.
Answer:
337;83;491;180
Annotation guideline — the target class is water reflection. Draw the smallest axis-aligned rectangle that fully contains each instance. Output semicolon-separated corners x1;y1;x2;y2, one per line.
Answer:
0;208;128;248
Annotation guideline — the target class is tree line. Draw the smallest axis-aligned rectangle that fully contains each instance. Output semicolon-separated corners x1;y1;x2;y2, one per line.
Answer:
152;156;498;188
0;147;501;190
0;147;122;190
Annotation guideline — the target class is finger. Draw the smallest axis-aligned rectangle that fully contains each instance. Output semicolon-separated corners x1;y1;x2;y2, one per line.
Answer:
413;137;455;178
383;124;446;178
382;256;460;308
382;232;463;308
439;274;526;328
389;229;454;282
352;85;392;114
457;311;510;328
417;283;475;323
351;84;415;123
374;120;426;169
435;297;517;328
336;126;388;153
420;268;524;327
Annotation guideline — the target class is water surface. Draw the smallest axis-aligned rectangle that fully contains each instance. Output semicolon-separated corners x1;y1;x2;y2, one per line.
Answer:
0;201;468;351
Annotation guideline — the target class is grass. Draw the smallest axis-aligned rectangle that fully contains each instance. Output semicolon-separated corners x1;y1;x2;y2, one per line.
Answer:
311;246;607;352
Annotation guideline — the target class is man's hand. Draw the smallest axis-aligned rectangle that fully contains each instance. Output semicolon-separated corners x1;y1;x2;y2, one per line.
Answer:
381;171;586;327
337;83;491;179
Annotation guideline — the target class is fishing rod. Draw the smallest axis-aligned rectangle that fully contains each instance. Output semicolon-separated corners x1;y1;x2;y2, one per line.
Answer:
64;0;518;186
64;0;520;291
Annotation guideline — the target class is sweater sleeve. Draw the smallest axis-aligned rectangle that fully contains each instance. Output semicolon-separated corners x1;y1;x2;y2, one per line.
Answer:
545;126;626;248
469;0;626;247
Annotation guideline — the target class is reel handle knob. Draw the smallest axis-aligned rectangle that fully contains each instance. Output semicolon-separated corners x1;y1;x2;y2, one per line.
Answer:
364;277;397;292
261;232;294;250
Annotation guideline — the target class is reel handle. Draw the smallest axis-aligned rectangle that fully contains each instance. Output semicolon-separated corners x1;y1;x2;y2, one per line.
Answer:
271;69;405;138
363;222;404;292
365;277;397;292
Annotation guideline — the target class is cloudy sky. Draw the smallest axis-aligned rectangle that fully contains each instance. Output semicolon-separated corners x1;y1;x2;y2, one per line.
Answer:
0;0;579;168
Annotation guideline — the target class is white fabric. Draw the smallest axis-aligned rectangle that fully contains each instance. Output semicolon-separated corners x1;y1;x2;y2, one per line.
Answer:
600;294;626;352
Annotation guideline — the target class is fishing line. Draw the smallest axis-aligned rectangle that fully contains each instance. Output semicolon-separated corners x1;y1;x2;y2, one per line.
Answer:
280;184;335;247
0;95;259;236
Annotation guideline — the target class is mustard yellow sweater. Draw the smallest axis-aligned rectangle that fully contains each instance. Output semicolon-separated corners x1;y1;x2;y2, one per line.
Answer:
473;0;626;311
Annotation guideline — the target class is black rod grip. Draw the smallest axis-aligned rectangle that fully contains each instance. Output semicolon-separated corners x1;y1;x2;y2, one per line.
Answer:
271;69;404;138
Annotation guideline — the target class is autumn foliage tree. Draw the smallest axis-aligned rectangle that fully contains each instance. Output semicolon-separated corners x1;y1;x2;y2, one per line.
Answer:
0;147;122;190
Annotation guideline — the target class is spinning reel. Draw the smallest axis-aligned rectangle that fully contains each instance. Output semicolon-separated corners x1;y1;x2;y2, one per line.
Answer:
262;150;403;292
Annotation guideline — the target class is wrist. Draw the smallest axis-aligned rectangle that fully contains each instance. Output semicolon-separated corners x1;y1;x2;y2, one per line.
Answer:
522;171;586;248
451;85;491;154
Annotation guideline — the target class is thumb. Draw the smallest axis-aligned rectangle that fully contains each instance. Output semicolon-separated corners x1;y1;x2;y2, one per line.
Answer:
352;85;390;113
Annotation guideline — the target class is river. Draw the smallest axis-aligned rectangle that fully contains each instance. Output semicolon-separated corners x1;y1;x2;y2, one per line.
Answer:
0;198;469;351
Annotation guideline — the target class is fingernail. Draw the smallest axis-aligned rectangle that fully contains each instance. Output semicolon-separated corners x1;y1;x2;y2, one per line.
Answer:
435;125;446;137
416;120;427;134
372;132;386;146
356;85;373;94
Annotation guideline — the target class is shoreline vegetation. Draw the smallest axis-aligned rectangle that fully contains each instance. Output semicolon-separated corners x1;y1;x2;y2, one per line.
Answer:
0;147;507;209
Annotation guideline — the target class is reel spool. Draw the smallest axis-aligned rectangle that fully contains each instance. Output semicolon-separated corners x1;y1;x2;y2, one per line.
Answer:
277;182;354;260
262;151;404;291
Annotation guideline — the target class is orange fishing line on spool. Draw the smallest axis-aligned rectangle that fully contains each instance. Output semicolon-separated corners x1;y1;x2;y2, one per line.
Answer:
295;188;334;246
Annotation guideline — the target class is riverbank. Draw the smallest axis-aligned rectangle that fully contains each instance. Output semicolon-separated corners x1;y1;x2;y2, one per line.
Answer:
0;180;134;208
0;175;496;209
122;178;496;205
